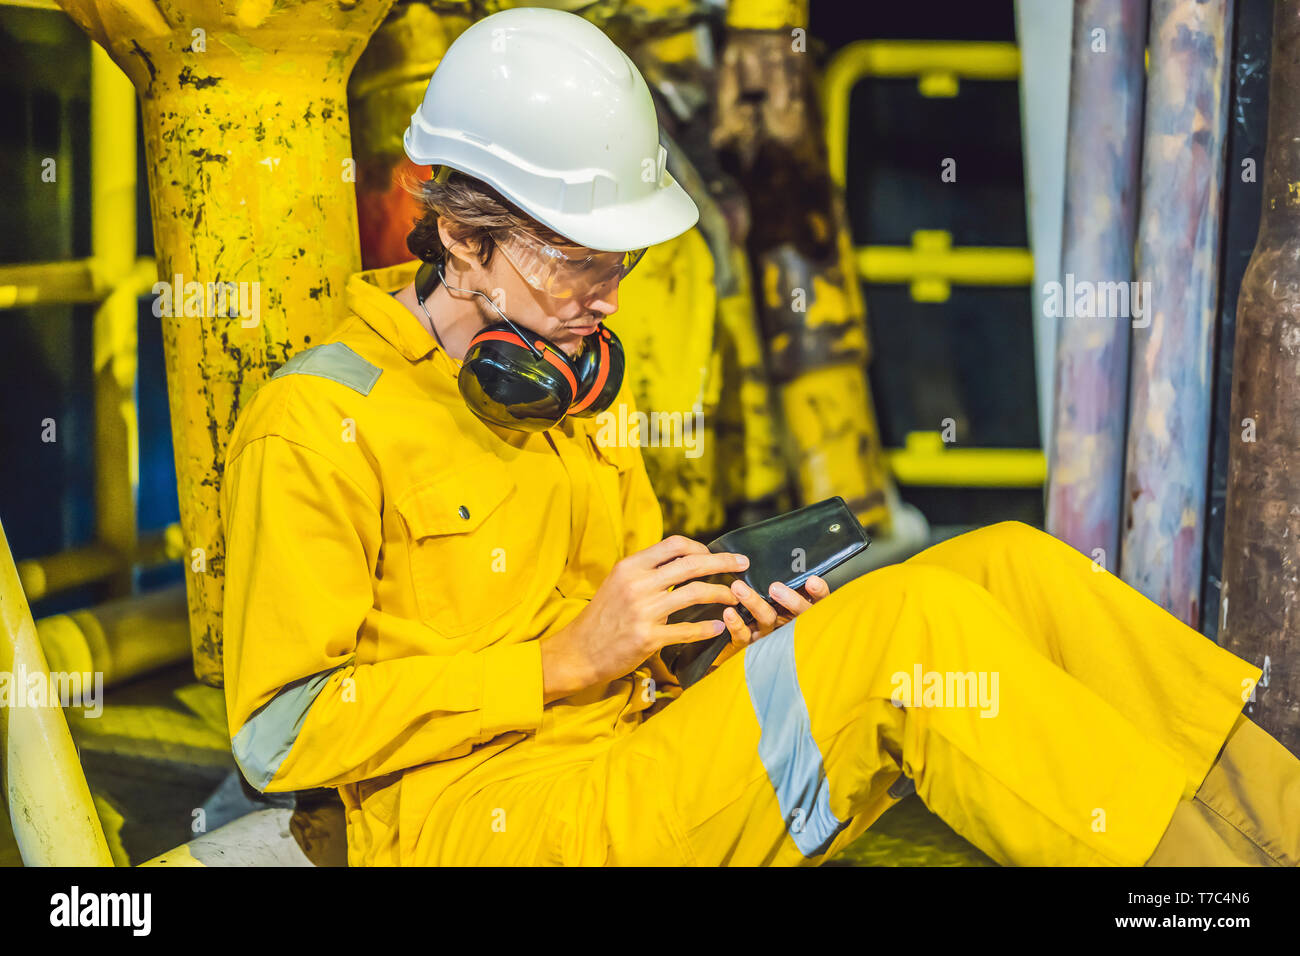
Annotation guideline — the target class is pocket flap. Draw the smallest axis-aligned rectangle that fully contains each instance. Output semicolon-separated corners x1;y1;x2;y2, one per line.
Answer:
395;457;515;537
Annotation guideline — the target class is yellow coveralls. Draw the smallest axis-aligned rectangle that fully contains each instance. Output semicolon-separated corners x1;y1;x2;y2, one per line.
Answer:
222;260;1265;866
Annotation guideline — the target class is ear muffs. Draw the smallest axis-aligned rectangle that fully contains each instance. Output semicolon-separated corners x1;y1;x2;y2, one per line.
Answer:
457;321;624;432
414;261;625;432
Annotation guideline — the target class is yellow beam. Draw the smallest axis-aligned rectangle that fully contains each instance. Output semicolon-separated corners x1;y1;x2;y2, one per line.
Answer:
92;43;140;597
0;519;113;866
16;523;184;601
857;235;1035;303
887;432;1046;488
0;257;156;309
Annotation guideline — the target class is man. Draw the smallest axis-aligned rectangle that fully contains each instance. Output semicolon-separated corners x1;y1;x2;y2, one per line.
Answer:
221;7;1298;866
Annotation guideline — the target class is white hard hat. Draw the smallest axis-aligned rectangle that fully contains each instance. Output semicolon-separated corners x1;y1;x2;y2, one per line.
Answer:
402;7;699;253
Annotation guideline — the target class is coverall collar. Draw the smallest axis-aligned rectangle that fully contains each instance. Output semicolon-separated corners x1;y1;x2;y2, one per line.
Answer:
346;260;459;378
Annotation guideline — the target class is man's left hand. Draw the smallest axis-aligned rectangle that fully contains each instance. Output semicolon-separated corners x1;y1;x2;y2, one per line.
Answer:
711;575;829;669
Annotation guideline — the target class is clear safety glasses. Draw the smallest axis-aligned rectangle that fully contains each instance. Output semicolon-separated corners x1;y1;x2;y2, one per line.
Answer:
493;227;647;299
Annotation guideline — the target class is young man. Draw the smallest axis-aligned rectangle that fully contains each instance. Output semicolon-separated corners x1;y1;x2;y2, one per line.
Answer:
220;7;1298;866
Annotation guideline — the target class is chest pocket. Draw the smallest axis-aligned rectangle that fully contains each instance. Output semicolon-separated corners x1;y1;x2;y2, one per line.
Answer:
394;456;526;638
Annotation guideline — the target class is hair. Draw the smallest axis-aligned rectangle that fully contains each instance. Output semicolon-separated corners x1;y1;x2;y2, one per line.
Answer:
401;165;576;268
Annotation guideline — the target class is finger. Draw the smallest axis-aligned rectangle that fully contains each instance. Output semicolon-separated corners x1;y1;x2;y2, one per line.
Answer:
768;581;814;616
722;606;755;647
730;579;779;631
654;550;749;590
624;534;711;571
657;618;728;647
803;575;830;603
658;581;739;617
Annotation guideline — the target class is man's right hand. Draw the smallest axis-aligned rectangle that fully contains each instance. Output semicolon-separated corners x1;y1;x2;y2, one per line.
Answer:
540;535;748;703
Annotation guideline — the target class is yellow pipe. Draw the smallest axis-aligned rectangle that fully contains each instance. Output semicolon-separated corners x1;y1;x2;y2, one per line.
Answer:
887;432;1046;488
92;43;140;596
16;544;122;602
55;0;397;684
35;584;191;689
0;257;156;309
823;41;1021;185
16;522;184;602
0;520;113;866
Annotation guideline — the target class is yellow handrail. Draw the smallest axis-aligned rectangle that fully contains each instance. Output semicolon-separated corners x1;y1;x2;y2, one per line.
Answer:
886;432;1046;488
822;40;1021;186
0;518;113;866
859;231;1035;303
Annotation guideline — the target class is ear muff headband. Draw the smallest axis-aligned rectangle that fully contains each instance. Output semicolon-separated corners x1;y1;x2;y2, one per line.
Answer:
568;328;610;415
469;328;579;397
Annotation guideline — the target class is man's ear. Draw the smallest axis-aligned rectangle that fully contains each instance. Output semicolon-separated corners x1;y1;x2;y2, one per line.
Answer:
436;217;482;267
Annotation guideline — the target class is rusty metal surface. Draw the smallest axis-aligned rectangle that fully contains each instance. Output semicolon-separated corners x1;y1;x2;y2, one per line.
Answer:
55;0;396;683
1120;0;1234;627
1220;0;1300;754
1046;0;1148;568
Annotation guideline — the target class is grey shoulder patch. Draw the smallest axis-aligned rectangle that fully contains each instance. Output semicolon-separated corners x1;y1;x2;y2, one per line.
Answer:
270;342;382;396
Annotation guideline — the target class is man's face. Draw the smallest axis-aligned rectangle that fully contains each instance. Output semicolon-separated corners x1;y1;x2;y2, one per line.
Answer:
468;236;623;358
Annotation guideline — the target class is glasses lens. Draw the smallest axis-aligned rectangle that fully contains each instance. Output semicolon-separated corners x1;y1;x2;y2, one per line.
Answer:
496;230;647;298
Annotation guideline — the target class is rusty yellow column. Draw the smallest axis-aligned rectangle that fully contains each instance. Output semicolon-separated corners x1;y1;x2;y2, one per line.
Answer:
714;0;893;531
55;0;396;684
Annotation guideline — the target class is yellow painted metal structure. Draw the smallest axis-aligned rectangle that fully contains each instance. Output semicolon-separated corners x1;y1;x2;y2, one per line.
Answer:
859;231;1035;304
54;0;397;684
91;42;141;595
821;40;1045;489
724;0;807;32
35;585;192;689
887;431;1047;488
823;41;1023;184
0;41;154;602
0;519;113;867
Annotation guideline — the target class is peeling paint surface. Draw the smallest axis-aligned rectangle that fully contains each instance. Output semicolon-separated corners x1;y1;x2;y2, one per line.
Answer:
1048;0;1148;565
55;0;397;683
1120;0;1234;628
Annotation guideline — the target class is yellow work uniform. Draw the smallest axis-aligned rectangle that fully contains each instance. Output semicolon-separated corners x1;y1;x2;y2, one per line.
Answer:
223;260;1265;866
221;259;675;866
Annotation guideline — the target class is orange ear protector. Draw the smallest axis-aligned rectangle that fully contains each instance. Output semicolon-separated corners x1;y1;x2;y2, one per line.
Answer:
416;260;625;432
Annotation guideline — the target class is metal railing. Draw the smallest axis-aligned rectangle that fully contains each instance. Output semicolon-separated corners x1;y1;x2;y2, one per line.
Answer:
821;40;1046;488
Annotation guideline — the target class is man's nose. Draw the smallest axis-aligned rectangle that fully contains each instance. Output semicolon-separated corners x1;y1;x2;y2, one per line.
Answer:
583;278;619;315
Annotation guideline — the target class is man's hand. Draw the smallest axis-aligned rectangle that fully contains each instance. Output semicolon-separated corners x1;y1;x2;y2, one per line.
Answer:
710;575;830;670
540;535;748;703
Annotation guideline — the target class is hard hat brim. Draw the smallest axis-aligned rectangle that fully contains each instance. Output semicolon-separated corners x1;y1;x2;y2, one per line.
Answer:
525;173;702;253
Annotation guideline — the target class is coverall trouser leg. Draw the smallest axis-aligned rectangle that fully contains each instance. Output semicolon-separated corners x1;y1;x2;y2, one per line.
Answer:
420;521;1268;866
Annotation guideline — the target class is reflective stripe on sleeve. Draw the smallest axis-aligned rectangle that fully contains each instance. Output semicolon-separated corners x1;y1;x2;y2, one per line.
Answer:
231;666;343;791
744;619;848;857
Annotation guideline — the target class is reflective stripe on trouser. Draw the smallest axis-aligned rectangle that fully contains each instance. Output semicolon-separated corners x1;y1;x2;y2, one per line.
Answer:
407;522;1262;866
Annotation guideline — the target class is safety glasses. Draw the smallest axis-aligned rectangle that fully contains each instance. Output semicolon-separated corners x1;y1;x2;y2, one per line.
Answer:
493;227;646;299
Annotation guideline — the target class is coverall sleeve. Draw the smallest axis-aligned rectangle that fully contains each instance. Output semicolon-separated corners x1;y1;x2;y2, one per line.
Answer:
222;434;544;793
